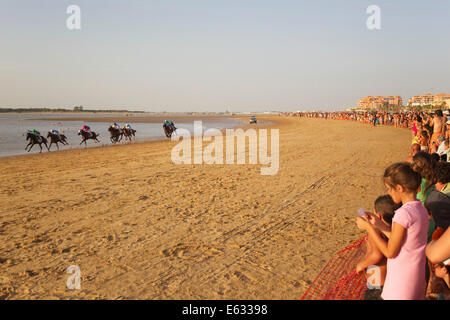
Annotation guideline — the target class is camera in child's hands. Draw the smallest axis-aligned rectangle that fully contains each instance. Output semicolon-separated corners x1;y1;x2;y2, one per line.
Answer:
358;208;367;217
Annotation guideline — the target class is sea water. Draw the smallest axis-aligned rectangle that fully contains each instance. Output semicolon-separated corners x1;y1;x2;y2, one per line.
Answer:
0;113;245;157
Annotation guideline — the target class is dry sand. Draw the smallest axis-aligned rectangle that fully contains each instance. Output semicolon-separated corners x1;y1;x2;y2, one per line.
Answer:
0;116;411;299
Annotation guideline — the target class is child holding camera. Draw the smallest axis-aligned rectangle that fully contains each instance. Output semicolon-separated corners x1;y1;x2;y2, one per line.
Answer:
356;162;429;300
356;195;400;288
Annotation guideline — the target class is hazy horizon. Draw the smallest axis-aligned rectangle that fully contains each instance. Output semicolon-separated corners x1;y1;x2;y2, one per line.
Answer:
1;0;449;112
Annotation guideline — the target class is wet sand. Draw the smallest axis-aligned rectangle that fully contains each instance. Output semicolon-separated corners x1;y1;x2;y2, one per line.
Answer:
31;114;239;123
0;116;411;299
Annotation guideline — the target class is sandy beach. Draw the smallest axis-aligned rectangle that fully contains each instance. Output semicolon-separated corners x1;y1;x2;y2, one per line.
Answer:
0;116;411;300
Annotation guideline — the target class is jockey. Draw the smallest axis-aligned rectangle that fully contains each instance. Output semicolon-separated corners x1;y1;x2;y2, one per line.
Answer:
30;129;40;136
51;129;60;139
126;123;131;130
164;120;176;131
82;125;91;133
113;122;120;130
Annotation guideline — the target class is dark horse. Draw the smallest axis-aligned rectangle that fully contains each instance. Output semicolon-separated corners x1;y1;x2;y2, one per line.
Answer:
78;129;100;146
163;123;177;138
108;126;123;143
122;128;136;142
25;132;49;153
47;132;68;150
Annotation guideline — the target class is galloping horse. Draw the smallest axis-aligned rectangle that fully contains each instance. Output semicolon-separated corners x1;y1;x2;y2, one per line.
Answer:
122;128;136;142
47;132;68;150
78;129;100;146
108;126;123;143
25;132;49;153
163;123;176;138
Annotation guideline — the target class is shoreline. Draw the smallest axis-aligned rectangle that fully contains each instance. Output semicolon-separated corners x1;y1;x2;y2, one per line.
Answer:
28;114;258;123
0;116;275;161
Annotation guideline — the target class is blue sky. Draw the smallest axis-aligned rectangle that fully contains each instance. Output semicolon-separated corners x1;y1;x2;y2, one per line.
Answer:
0;0;449;112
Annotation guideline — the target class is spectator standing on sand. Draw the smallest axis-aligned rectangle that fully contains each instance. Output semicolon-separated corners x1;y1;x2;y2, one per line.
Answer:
412;152;436;203
356;163;429;300
426;227;450;300
412;115;420;144
411;152;437;242
446;120;450;141
430;110;445;148
425;162;450;233
423;162;450;298
436;136;447;156
355;195;400;290
407;144;421;163
429;258;450;300
418;131;430;153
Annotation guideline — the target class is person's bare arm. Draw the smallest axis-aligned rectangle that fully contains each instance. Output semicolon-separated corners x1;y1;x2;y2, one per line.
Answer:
357;218;405;258
426;227;450;264
366;213;391;238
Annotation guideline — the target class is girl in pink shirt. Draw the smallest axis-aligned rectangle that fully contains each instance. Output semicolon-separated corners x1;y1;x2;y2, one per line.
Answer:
357;162;429;300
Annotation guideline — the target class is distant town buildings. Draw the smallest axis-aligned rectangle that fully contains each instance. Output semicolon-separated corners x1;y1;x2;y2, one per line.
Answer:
357;93;450;110
408;93;450;107
357;96;403;110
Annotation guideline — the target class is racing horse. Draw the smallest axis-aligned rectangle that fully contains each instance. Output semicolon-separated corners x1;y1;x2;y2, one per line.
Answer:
78;129;100;146
107;126;123;143
47;131;68;150
122;128;136;142
25;132;49;153
163;123;177;138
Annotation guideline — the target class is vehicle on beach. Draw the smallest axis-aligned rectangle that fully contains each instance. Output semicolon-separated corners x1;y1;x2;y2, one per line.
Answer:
249;116;257;124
